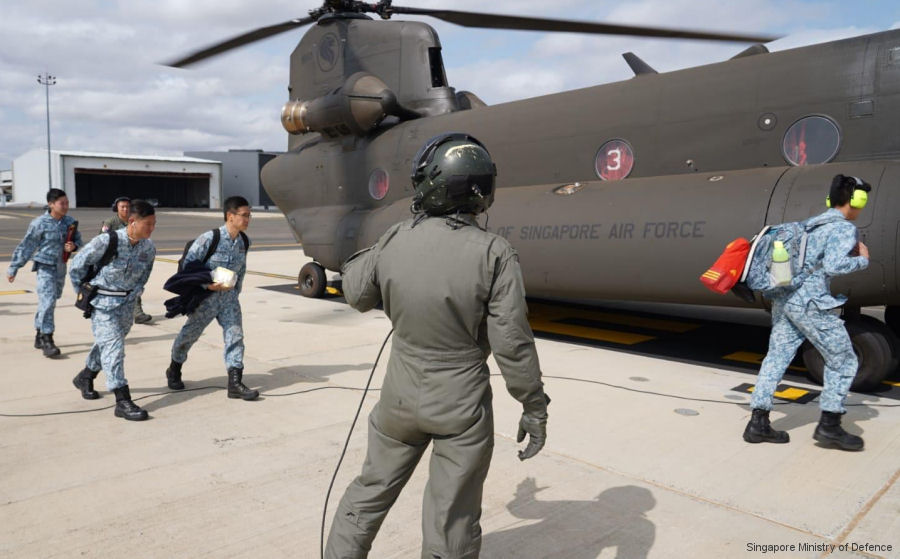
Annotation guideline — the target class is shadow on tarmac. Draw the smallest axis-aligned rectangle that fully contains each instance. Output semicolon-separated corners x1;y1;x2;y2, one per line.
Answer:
481;478;656;559
139;363;376;411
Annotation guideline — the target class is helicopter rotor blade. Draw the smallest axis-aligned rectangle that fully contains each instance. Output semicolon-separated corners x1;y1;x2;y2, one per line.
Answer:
163;16;317;68
389;7;779;43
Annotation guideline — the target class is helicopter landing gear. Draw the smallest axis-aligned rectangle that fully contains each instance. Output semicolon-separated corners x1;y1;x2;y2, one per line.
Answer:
801;313;899;392
886;306;900;338
298;262;327;298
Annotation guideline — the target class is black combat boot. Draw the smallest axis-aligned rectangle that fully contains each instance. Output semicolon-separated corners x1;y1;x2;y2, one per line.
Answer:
133;297;152;324
227;368;259;401
72;367;101;400
113;385;148;421
813;411;864;451
34;329;42;349
40;333;61;358
743;409;790;444
166;360;185;390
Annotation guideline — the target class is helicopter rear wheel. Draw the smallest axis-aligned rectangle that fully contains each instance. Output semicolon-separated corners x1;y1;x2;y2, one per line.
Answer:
298;262;327;298
801;316;895;392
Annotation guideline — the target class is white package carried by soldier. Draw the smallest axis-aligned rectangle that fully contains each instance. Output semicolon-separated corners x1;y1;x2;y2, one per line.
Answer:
212;266;237;288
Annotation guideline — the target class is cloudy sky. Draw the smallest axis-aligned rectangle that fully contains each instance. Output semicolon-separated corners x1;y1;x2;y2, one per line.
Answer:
2;0;899;170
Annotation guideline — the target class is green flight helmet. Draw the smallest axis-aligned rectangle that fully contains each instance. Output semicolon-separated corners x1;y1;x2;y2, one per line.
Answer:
410;132;497;216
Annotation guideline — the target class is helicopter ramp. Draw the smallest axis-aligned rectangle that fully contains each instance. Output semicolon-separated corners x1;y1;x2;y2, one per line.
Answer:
1;248;898;559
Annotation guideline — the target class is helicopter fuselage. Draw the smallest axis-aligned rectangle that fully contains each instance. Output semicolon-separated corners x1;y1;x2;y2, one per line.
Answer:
261;25;900;310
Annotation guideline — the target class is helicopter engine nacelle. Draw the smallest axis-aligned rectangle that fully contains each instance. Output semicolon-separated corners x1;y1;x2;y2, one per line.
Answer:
281;71;405;137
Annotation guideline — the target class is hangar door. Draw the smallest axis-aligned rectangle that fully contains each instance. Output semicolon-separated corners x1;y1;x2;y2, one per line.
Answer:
74;169;211;208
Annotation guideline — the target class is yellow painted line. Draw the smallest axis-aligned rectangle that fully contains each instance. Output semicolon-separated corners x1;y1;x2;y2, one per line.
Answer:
247;270;294;280
724;351;763;365
154;257;296;281
0;211;36;218
747;385;811;400
882;380;900;387
774;387;810;399
528;302;699;333
724;351;806;372
326;286;341;295
0;235;24;241
250;242;302;248
529;318;655;345
0;290;28;296
155;242;300;254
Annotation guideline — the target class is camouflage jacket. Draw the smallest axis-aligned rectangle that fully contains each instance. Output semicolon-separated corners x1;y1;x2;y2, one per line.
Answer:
784;208;869;310
7;213;83;276
69;229;156;310
184;225;248;295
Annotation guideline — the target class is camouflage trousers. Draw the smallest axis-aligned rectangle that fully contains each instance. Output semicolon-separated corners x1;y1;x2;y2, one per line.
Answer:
171;292;244;369
325;403;493;559
751;300;857;413
34;263;66;334
86;299;135;391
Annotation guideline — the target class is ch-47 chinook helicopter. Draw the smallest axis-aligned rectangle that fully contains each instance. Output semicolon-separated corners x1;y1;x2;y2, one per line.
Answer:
168;0;900;391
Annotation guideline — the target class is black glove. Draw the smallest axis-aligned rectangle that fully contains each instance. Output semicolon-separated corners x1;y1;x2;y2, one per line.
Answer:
517;393;550;461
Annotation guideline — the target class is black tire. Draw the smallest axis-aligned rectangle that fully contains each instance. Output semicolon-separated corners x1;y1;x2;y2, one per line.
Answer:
858;315;900;376
298;262;327;298
801;318;893;392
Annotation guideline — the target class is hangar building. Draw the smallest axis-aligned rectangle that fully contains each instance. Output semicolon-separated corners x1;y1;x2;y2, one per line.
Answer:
184;149;279;208
12;150;222;208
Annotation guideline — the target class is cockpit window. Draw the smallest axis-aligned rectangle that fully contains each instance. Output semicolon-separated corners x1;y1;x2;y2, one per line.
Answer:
368;168;389;200
782;115;841;166
428;47;447;88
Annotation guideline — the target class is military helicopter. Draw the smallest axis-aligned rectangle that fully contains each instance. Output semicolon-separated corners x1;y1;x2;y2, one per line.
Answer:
167;0;900;391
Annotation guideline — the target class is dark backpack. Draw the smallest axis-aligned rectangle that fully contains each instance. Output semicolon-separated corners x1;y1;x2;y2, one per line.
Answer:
176;228;250;272
75;231;119;318
84;231;119;285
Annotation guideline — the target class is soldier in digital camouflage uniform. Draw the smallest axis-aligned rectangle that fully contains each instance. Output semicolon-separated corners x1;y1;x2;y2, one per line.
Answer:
7;188;83;357
101;196;152;324
69;199;157;420
745;174;871;451
325;134;549;559
164;195;258;401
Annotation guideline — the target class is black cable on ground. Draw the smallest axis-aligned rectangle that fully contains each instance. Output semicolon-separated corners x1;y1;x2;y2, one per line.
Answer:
0;385;383;418
502;374;900;408
0;386;223;417
3;367;899;418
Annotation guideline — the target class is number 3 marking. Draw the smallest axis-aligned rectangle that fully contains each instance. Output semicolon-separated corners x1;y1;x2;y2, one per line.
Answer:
607;148;622;171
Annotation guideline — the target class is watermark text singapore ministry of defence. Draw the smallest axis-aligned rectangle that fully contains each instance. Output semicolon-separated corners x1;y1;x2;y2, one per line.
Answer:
746;541;893;554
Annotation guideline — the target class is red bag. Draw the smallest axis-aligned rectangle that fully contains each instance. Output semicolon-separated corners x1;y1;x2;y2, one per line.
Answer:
700;237;751;294
63;221;78;263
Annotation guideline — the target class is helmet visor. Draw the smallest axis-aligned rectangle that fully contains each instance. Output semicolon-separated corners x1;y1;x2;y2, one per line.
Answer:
445;173;495;199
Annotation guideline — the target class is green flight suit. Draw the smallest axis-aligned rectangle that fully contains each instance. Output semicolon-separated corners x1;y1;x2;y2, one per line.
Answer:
326;214;548;559
100;215;127;233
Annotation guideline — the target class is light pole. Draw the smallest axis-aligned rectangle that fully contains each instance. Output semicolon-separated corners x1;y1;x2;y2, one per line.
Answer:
37;72;56;190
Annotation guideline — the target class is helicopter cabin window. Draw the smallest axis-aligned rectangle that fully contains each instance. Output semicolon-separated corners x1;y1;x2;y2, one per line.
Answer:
369;169;389;200
782;115;841;166
428;47;448;88
594;139;634;181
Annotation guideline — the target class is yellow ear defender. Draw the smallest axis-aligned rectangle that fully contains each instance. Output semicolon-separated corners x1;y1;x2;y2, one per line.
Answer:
826;177;869;209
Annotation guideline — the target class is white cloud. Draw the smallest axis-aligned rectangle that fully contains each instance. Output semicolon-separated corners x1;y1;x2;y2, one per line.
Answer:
1;0;897;171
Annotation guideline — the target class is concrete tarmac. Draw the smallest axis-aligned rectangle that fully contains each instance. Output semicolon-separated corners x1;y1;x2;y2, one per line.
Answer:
1;245;899;559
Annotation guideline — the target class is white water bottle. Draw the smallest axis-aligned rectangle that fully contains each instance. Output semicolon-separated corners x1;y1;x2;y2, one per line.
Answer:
771;241;792;287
